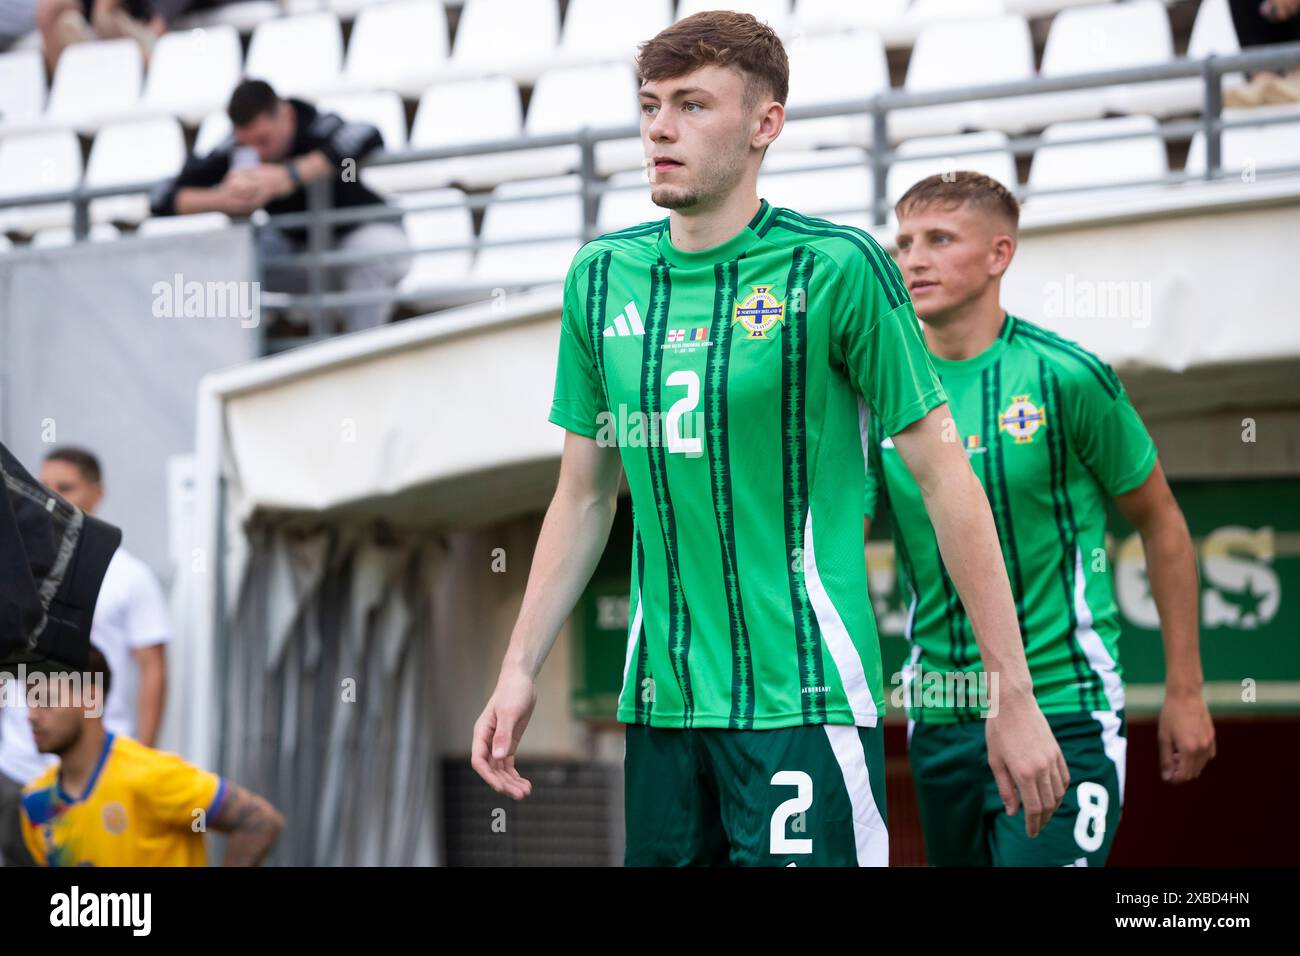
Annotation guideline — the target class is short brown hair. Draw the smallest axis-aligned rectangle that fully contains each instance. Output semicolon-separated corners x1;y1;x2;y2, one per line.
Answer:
896;171;1020;232
637;10;789;108
45;446;102;485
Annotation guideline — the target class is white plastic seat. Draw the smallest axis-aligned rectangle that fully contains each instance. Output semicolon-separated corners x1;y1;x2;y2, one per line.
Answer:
1032;0;1182;125
758;147;875;229
174;1;281;33
342;0;449;99
1185;105;1300;179
1025;116;1168;211
1003;0;1108;17
45;39;142;133
596;169;664;233
676;0;790;35
195;111;234;156
907;0;1004;28
512;63;641;180
781;31;888;151
450;0;560;84
886;131;1018;212
0;128;83;232
559;0;671;65
471;175;583;287
1189;0;1247;100
244;12;344;99
30;223;121;248
142;26;243;125
792;0;910;45
137;212;233;236
890;15;1034;141
397;188;476;298
0;49;46;132
366;77;523;193
317;91;408;153
0;234;12;253
85;118;187;224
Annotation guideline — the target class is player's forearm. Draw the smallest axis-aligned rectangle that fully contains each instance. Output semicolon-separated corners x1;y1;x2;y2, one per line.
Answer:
922;467;1034;700
216;787;285;866
1140;509;1204;696
174;186;231;216
500;481;618;680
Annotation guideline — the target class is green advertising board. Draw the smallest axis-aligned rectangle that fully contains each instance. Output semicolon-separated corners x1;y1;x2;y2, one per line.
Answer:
573;479;1300;719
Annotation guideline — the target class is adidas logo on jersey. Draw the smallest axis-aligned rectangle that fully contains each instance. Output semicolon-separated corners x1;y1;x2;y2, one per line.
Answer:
603;301;644;337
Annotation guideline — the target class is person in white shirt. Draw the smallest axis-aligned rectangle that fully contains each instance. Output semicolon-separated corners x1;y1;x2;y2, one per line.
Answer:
0;447;171;865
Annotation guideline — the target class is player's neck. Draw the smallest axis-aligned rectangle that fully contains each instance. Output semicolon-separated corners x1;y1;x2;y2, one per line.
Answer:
923;294;1006;363
668;190;761;253
58;721;108;796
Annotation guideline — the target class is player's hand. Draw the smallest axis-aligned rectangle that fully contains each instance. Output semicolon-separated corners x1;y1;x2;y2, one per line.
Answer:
1158;688;1215;784
470;665;537;801
985;692;1069;839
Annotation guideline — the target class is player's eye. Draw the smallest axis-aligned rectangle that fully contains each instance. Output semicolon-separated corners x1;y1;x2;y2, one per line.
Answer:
640;103;658;116
683;102;703;113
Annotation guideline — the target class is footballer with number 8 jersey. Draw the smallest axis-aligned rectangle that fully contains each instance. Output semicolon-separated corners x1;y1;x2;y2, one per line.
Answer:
472;12;1068;866
866;173;1217;866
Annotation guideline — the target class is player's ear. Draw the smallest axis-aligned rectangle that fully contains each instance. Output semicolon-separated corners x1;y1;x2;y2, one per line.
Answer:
989;233;1016;279
752;100;784;151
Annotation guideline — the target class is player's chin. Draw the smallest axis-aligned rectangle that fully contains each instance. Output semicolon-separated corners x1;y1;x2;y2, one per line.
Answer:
649;184;696;210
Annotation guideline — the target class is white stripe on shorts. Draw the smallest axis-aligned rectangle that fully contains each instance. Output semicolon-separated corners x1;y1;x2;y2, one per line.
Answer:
823;724;889;867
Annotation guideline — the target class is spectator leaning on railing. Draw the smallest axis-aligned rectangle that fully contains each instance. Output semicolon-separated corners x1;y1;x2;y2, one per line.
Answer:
150;79;413;335
1226;0;1300;106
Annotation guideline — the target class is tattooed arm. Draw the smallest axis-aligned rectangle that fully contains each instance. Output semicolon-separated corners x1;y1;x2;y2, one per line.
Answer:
210;784;285;866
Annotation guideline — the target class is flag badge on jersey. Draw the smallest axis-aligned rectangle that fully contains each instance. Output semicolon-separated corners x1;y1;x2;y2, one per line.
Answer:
964;433;986;456
733;285;786;339
691;326;708;341
998;395;1046;444
667;329;685;343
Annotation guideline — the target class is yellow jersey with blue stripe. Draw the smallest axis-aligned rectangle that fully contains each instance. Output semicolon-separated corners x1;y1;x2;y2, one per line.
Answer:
20;733;227;867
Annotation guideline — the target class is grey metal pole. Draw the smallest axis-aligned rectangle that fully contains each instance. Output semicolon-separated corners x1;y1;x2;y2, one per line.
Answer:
870;99;888;226
579;128;598;243
306;178;332;336
1203;54;1223;182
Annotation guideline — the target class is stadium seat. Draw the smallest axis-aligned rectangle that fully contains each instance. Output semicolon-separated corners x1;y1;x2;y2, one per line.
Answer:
244;12;345;99
471;175;583;287
596;169;664;234
1189;0;1247;99
559;0;672;65
907;0;1005;28
1025;115;1169;211
0;128;83;233
780;31;888;151
342;0;450;99
792;0;911;45
1003;0;1109;17
450;0;560;84
174;0;281;33
137;212;233;236
0;233;12;253
886;131;1018;212
677;0;791;35
85;118;189;224
889;15;1035;141
758;147;876;229
1185;105;1300;180
142;26;243;126
30;223;122;247
396;189;476;300
365;76;523;193
512;63;641;181
45;39;143;133
195;111;234;156
1033;0;1185;125
0;49;46;133
317;91;409;153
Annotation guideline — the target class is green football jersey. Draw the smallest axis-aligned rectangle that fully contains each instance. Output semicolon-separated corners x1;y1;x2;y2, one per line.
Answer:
863;314;1158;724
549;200;946;730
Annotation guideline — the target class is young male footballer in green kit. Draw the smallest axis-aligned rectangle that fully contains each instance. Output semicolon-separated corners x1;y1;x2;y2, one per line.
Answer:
866;172;1216;866
472;13;1067;866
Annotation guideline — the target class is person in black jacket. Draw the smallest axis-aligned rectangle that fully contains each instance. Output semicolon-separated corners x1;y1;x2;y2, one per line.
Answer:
0;440;118;866
151;79;412;334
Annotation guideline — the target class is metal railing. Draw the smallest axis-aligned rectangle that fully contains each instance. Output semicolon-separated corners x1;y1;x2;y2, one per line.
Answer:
3;42;1299;344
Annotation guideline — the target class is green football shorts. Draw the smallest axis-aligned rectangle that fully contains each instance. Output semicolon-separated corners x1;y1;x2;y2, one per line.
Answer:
623;722;888;866
908;709;1127;866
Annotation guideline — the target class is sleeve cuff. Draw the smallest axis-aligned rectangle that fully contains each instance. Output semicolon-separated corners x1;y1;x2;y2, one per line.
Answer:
547;406;601;440
879;386;947;438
